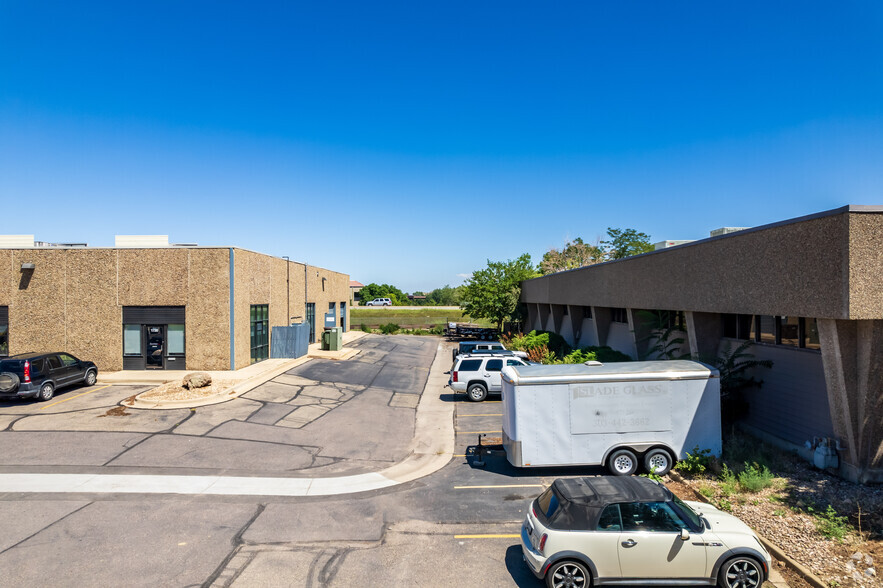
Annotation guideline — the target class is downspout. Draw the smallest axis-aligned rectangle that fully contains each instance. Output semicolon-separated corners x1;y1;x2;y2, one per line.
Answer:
229;248;235;370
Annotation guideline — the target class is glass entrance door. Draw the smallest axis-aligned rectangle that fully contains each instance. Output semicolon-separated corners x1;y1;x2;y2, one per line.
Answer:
145;325;165;369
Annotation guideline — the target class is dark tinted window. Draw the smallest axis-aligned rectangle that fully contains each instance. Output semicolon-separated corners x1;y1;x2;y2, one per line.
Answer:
506;359;524;366
486;359;503;372
457;359;482;372
535;487;560;521
29;358;45;374
597;504;622;531
47;356;62;370
620;501;687;532
59;354;78;367
0;360;20;371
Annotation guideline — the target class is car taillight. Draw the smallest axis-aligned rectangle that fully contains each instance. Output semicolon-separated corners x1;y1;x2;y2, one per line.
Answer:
452;371;458;382
538;533;548;554
23;361;30;383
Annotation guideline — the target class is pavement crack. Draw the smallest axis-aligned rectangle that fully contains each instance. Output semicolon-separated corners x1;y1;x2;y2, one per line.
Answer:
201;503;266;588
0;501;92;556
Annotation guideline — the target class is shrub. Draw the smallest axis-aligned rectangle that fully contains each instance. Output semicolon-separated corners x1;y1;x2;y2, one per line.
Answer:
675;446;713;476
379;323;400;335
526;344;557;364
698;485;714;498
582;346;632;363
810;505;851;542
561;349;598;364
360;323;372;333
719;465;739;497
429;325;444;335
737;462;774;493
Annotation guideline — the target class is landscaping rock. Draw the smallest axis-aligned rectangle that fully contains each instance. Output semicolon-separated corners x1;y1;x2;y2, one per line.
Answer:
183;372;212;389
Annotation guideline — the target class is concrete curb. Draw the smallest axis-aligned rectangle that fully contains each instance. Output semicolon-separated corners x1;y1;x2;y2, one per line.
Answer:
128;356;313;410
668;470;827;588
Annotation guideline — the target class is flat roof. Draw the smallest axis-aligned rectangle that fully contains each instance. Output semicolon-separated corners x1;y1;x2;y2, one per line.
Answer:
503;360;717;385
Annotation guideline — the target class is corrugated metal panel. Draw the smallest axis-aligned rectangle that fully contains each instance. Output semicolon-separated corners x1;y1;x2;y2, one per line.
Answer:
270;323;310;359
114;235;169;248
0;306;7;323
122;306;185;323
0;235;35;248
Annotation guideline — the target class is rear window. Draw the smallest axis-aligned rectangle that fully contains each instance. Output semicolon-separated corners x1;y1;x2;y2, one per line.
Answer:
0;359;21;371
535;487;560;524
457;359;482;372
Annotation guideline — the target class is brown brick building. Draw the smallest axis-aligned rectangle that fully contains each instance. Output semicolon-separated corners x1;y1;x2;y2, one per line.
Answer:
0;237;350;372
521;206;883;483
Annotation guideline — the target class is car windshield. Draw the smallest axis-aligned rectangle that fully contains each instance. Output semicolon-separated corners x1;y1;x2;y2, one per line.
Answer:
672;495;703;529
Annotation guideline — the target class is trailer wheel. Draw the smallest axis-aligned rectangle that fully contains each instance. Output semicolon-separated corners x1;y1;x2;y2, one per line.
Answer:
643;448;673;476
467;383;488;402
608;448;638;475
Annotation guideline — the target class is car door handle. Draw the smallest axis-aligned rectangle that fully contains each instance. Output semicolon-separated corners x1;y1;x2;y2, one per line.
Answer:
621;539;637;547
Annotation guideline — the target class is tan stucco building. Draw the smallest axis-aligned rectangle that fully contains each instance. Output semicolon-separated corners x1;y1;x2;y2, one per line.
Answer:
0;237;350;372
521;206;883;483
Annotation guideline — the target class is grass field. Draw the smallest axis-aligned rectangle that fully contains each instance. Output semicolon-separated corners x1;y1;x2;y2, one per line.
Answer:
350;307;493;329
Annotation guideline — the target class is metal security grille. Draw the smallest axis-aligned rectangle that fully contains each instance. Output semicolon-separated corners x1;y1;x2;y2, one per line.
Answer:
250;305;269;363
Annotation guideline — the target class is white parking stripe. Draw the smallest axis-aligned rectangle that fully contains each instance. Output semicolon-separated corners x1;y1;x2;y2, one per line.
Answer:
0;472;397;496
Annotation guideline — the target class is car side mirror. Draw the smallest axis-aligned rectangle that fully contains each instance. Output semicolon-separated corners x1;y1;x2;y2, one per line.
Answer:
680;528;690;541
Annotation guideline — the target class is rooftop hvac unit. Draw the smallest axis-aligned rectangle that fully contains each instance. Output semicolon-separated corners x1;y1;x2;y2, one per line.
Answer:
710;227;749;238
0;235;36;248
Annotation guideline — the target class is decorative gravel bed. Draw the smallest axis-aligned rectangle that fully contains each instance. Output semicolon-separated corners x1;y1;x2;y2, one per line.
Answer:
135;379;235;402
667;434;882;588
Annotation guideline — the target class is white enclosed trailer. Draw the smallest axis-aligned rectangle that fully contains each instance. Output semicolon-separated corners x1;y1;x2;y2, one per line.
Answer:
500;360;721;475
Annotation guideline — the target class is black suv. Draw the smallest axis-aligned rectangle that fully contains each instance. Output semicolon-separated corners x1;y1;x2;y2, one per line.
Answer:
0;352;98;401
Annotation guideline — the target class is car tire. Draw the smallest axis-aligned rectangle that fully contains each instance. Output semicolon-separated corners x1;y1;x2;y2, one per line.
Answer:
717;556;763;588
0;372;20;393
643;448;673;476
545;559;591;588
84;369;97;386
467;383;488;402
38;382;55;402
608;448;639;476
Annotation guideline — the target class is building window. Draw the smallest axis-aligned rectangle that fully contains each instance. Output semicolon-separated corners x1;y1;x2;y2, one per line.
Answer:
757;315;776;344
611;308;628;324
0;306;7;357
306;303;316;343
167;324;185;355
803;318;821;350
722;314;755;340
123;324;141;356
583;307;593;319
250;304;269;363
339;302;346;331
778;316;800;347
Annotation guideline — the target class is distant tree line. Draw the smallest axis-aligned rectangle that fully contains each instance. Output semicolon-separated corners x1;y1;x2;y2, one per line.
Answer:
357;283;463;306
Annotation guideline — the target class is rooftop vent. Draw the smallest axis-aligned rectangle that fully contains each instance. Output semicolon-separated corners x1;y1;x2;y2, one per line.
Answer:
0;235;35;248
710;227;749;238
114;235;170;248
653;240;694;250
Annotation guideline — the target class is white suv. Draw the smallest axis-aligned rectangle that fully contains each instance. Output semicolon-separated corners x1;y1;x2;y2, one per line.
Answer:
447;354;529;401
522;476;771;588
365;298;392;306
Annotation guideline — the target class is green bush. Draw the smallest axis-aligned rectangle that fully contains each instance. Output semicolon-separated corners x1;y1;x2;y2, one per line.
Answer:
360;323;372;333
429;325;444;335
584;346;632;363
719;465;739;497
379;323;400;335
809;505;850;542
737;462;774;493
675;446;713;476
561;349;598;364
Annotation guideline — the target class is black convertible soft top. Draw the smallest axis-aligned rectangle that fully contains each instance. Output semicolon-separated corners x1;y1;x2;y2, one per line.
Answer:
539;476;673;531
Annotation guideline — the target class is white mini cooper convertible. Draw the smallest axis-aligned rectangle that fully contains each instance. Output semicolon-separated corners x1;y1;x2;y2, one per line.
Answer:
522;476;771;588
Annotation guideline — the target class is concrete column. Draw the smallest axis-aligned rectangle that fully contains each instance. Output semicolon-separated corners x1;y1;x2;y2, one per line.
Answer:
686;311;723;361
592;306;612;347
629;309;655;359
538;304;551;332
568;305;583;345
818;319;883;483
551;304;565;335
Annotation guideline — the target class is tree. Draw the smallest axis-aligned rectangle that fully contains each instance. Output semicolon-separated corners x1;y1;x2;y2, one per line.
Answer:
426;285;461;306
358;283;408;306
460;254;538;330
539;237;603;275
600;227;654;260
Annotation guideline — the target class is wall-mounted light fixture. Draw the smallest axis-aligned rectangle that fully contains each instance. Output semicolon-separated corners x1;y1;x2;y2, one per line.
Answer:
20;263;35;271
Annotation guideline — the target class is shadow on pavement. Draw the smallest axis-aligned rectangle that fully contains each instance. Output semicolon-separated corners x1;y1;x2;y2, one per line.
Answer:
463;447;607;479
505;544;543;587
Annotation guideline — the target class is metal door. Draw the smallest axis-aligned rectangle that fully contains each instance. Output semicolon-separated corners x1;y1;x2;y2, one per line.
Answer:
306;304;316;343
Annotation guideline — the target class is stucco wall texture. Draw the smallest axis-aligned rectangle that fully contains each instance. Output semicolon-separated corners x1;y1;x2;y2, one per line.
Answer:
521;208;883;320
0;247;349;372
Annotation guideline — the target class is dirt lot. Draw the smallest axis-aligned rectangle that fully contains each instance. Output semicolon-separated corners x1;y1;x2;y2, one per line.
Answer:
666;434;882;588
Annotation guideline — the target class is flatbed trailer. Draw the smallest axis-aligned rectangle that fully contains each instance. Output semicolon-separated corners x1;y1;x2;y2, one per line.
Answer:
444;322;500;340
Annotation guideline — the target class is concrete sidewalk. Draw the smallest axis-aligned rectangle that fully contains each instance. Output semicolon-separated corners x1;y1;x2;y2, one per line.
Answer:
100;331;368;386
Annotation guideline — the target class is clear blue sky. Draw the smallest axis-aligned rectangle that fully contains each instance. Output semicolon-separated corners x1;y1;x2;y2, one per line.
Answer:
2;1;882;292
